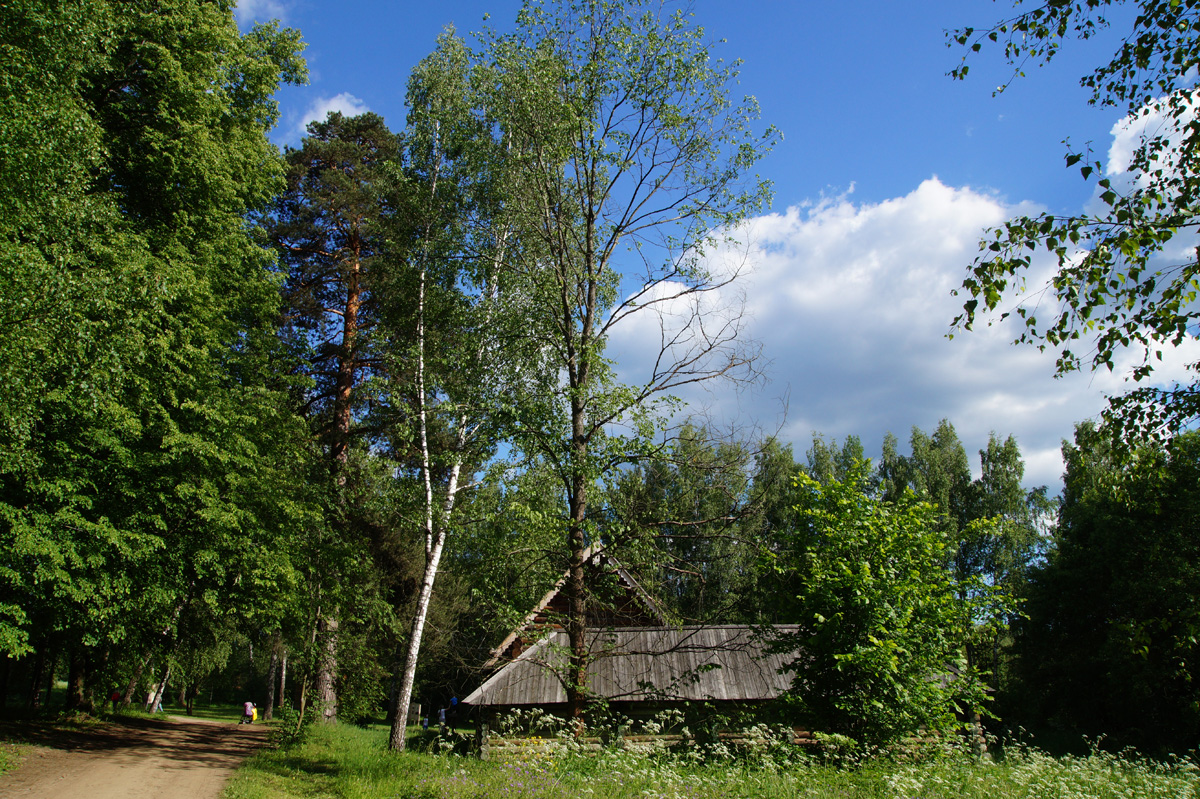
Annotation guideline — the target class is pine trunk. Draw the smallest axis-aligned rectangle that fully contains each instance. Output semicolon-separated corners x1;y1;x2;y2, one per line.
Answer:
314;615;338;723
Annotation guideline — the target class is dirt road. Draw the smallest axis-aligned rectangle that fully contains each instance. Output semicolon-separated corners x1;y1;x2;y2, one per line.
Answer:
0;714;266;798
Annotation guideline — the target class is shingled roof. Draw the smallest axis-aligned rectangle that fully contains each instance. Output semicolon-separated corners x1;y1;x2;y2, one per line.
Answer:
464;625;799;707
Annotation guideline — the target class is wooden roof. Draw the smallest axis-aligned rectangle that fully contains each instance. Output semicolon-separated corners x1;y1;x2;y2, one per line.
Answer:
484;544;667;668
464;625;800;707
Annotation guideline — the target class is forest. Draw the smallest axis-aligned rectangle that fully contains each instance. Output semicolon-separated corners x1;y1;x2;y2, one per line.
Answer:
0;0;1197;766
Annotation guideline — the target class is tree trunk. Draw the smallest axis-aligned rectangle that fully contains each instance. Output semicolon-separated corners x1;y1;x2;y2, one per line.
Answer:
565;384;591;729
264;634;280;721
0;655;9;709
278;651;287;711
386;179;476;749
65;647;89;712
122;652;151;706
27;645;45;710
387;466;459;749
566;510;588;730
297;673;309;721
314;615;338;723
311;249;363;727
149;662;170;712
43;645;57;710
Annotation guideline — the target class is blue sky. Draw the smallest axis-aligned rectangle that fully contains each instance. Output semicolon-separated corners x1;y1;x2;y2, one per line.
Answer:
237;0;1198;490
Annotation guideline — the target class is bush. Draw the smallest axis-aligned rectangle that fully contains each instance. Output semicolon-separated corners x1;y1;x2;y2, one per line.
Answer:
268;705;316;749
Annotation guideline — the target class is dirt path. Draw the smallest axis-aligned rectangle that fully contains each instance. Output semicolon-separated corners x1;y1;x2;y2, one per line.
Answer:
0;714;267;799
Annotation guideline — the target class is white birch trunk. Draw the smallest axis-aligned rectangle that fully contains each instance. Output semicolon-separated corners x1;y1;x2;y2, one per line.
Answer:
149;662;170;712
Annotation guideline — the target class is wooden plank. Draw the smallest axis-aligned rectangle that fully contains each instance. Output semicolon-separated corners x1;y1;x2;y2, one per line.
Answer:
467;625;801;707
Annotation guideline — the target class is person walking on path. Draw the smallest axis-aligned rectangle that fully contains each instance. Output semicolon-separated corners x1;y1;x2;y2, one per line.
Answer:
241;701;255;724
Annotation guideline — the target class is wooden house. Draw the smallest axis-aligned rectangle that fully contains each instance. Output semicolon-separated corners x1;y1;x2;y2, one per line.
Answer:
465;624;799;716
464;546;803;730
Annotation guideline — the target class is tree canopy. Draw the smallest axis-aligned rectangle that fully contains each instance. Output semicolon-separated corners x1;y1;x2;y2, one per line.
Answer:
1010;425;1200;752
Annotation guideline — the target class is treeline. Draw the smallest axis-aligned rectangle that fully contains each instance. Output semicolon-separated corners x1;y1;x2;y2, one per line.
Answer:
586;421;1198;753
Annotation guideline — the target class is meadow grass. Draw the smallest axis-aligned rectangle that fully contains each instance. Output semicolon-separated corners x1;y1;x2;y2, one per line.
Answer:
223;723;1200;799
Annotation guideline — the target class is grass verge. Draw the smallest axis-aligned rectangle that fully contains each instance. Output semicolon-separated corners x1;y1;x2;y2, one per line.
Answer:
223;723;1200;799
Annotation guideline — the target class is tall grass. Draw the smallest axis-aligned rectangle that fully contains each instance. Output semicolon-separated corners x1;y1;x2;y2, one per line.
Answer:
223;723;1200;799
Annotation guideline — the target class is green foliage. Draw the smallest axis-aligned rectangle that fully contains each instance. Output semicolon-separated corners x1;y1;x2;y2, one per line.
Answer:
766;462;998;747
606;425;767;623
269;705;319;749
0;0;311;718
950;0;1200;439
225;721;1200;799
881;421;1050;604
806;435;867;487
466;0;778;718
1010;425;1200;752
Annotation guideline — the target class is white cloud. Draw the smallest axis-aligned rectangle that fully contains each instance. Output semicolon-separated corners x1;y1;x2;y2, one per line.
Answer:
235;0;288;27
606;177;1199;491
290;93;370;141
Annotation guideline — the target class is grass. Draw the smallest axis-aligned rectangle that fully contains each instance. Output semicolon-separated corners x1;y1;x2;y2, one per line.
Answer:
223;723;1200;799
94;699;249;724
161;702;247;724
0;741;27;775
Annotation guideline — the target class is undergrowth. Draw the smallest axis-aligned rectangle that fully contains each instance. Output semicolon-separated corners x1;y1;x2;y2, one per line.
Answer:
222;720;1200;799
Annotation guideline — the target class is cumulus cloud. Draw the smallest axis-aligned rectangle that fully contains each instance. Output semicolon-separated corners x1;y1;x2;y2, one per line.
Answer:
606;177;1200;490
235;0;288;27
289;93;370;141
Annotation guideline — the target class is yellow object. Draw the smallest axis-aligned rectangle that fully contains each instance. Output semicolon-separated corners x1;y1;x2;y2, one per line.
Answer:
252;707;258;722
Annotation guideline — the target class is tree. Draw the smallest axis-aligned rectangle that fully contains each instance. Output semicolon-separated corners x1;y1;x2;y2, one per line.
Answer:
0;0;309;705
880;421;973;534
384;31;527;750
879;421;1049;692
607;425;764;623
806;434;867;486
268;111;402;723
950;0;1200;439
765;462;993;747
880;421;1048;597
481;0;777;724
1011;424;1200;752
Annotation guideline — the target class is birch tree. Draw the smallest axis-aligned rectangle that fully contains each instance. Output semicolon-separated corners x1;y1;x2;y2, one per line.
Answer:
385;32;528;750
951;0;1200;440
481;0;778;724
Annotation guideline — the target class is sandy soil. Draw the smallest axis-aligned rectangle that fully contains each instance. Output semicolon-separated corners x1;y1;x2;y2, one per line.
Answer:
0;714;267;799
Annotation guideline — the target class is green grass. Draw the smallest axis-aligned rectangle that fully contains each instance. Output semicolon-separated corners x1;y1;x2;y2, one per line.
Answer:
162;702;248;724
223;724;1200;799
0;741;28;775
100;700;249;724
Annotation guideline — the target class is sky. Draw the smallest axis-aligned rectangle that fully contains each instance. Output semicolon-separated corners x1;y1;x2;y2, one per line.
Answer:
235;0;1199;490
